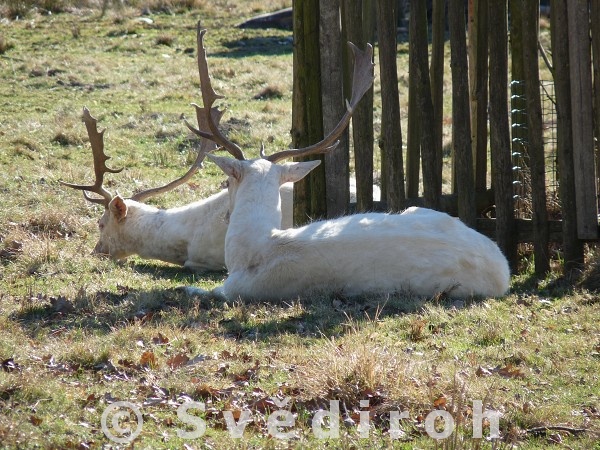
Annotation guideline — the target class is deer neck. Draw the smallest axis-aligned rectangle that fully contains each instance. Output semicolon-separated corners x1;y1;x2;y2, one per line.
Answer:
224;178;282;267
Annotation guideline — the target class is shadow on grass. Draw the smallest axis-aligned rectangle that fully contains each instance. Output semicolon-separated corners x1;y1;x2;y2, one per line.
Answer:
128;260;227;285
509;269;580;299
10;260;491;343
212;35;293;58
11;293;487;348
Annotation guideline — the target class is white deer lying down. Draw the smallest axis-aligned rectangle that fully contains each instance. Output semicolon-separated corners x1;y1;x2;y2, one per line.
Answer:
60;107;293;272
186;27;510;300
208;156;510;300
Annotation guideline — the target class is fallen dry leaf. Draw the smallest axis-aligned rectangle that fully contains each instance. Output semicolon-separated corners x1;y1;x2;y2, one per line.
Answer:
433;396;447;408
194;383;228;400
140;351;158;368
496;364;527;379
219;350;234;359
29;415;42;426
117;358;139;370
83;393;98;405
250;397;276;414
167;353;190;369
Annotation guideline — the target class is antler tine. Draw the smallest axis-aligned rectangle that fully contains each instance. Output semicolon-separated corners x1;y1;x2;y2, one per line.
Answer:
265;42;375;163
132;107;223;202
59;107;123;207
194;25;246;161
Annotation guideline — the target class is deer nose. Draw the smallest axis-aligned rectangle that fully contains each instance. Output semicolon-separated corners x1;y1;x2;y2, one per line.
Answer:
92;240;110;257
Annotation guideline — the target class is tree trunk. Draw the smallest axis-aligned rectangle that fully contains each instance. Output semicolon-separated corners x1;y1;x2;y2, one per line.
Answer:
377;0;405;211
291;0;325;225
320;0;350;218
551;0;584;275
488;0;517;271
522;0;549;276
448;0;476;227
343;0;374;212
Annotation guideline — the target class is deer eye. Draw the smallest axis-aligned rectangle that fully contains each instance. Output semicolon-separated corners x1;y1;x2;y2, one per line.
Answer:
221;180;229;189
98;220;104;230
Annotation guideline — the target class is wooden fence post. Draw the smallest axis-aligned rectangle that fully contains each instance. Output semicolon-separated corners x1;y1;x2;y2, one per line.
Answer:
343;0;374;212
320;0;350;218
411;0;439;210
291;0;325;225
448;0;476;227
522;0;549;276
376;0;405;211
468;0;489;194
551;0;585;273
489;0;517;271
567;0;598;240
406;1;421;200
430;0;445;206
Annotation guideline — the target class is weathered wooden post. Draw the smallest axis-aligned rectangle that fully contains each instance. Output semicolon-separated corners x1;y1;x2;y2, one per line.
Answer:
488;0;517;271
468;0;489;194
448;0;476;227
376;0;405;211
567;0;598;240
343;0;375;212
522;0;550;276
291;0;325;225
320;0;350;218
430;0;445;208
551;0;585;274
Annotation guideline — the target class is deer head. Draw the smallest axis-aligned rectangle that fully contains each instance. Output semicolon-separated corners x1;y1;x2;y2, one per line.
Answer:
60;106;220;258
188;26;374;222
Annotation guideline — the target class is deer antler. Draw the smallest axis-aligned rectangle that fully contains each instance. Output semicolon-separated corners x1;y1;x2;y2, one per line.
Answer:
60;107;123;207
184;25;246;161
62;106;222;206
264;41;375;163
185;26;373;164
131;107;223;202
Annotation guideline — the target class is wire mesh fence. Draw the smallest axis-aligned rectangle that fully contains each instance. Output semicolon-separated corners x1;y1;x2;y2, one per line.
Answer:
509;79;558;220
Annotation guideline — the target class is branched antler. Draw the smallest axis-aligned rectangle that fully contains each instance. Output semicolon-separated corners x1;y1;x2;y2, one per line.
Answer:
59;107;123;207
184;25;246;160
61;106;221;206
186;26;374;165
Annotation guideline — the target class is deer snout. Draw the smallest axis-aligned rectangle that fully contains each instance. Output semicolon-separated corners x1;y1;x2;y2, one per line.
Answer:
92;240;111;257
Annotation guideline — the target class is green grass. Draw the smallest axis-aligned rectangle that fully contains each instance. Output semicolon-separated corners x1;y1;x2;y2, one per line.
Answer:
1;2;599;449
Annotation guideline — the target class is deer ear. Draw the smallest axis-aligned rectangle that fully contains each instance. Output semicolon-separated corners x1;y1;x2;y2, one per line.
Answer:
206;154;242;180
280;160;321;184
109;195;128;222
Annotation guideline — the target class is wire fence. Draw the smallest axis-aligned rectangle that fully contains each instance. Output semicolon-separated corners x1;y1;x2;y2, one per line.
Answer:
509;79;558;219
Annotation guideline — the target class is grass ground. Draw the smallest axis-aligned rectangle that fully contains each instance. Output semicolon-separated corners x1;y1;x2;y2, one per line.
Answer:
1;2;599;449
